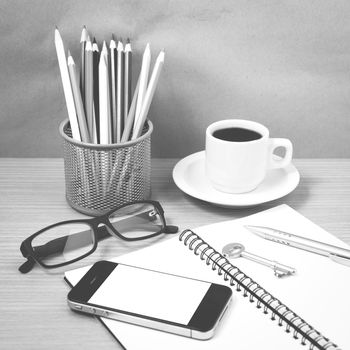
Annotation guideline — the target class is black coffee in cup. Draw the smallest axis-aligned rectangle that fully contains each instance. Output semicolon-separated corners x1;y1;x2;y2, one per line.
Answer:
212;127;262;142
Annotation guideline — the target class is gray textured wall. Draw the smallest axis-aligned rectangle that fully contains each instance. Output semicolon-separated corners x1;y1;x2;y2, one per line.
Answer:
1;0;350;158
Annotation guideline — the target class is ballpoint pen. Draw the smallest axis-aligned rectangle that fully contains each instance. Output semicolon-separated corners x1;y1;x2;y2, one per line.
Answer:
245;225;350;267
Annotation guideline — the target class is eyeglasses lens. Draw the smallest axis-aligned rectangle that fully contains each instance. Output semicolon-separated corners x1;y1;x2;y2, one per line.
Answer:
108;203;164;239
31;222;94;266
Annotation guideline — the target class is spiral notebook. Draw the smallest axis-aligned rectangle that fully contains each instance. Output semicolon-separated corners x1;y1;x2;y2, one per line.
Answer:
65;205;350;349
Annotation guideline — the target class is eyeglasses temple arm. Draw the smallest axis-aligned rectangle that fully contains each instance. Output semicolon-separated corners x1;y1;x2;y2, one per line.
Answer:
19;257;36;274
163;225;179;234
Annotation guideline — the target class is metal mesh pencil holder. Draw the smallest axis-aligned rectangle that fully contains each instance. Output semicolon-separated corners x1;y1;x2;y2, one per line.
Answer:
59;119;152;216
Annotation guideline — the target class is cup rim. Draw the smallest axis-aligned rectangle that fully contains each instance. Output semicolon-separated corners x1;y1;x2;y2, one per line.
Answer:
206;119;269;144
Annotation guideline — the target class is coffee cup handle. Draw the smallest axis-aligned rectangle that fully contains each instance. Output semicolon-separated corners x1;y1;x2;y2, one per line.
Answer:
268;138;293;169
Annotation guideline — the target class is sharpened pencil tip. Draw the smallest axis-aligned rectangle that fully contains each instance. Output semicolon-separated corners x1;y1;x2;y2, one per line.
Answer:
81;26;88;42
159;50;165;61
54;27;61;38
109;37;116;49
92;40;99;52
124;40;132;52
67;54;74;65
85;40;92;51
93;37;96;43
117;40;124;50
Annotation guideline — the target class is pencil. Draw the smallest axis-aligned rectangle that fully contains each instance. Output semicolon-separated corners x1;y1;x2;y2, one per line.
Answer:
121;75;140;143
67;51;90;143
85;37;94;141
110;36;117;143
133;50;165;139
92;38;100;143
124;39;132;126
99;41;112;144
116;39;124;142
54;27;81;141
80;26;88;104
133;43;151;135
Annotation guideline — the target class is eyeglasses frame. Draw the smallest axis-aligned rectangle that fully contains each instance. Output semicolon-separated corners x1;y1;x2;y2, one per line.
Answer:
19;200;176;273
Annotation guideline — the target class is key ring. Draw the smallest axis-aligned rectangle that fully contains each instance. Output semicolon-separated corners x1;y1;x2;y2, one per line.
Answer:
222;243;245;258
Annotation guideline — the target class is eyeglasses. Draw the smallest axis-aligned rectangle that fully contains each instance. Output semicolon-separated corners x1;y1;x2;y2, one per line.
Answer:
19;200;178;273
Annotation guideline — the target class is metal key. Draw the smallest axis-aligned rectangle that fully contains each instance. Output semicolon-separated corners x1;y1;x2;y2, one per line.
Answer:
222;243;296;278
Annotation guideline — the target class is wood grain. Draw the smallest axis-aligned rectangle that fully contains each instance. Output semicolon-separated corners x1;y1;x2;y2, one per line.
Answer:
0;158;349;349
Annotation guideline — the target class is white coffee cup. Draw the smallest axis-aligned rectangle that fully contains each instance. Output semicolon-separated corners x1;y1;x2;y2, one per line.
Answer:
205;119;293;194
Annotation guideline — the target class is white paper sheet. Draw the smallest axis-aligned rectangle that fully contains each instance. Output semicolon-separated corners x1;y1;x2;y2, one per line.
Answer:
65;205;350;349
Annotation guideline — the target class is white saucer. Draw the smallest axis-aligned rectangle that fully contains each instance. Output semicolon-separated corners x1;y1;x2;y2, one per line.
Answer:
172;151;300;208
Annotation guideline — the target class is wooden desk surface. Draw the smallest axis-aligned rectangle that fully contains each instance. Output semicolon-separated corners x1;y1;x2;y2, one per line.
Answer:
0;158;349;349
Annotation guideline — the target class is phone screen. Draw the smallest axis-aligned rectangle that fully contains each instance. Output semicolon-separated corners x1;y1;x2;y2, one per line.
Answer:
88;264;211;324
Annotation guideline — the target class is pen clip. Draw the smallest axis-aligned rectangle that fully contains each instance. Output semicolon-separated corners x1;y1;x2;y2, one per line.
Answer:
329;253;350;267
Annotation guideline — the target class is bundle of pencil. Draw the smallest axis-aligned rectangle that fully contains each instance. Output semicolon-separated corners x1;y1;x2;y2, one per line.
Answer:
54;26;164;144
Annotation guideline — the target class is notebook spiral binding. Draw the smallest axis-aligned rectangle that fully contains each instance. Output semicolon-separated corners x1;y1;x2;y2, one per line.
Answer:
179;229;341;350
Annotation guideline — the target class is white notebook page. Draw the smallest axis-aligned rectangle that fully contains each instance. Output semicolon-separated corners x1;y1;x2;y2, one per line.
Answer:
65;205;350;350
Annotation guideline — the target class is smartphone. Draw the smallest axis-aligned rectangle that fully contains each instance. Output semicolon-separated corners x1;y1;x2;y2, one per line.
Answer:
67;261;232;339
